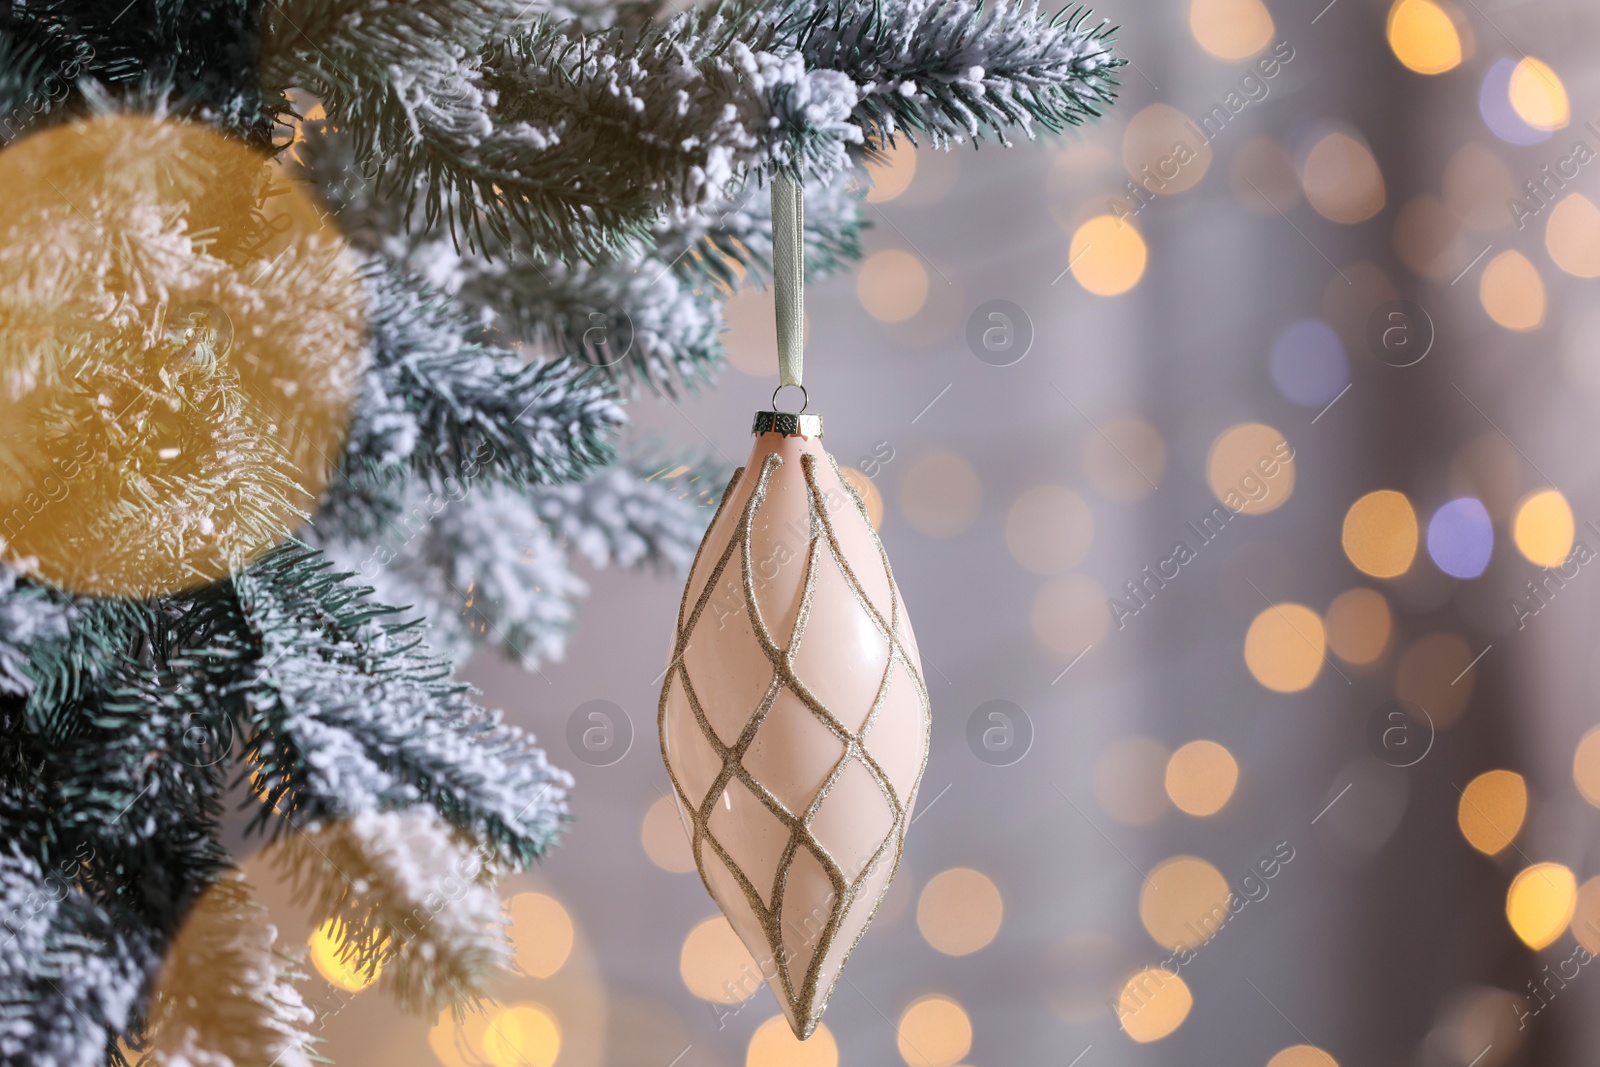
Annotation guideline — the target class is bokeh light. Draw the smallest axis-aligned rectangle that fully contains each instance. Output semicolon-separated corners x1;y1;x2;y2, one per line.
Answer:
1479;250;1545;331
431;1007;494;1067
1457;770;1528;855
1396;632;1477;728
1508;57;1569;131
748;1016;838;1067
1574;877;1600;954
1512;489;1574;567
1270;320;1349;407
485;1003;561;1067
839;465;886;531
1386;0;1464;74
1232;136;1303;215
1030;574;1111;658
1343;490;1418;578
1244;603;1326;693
1267;1046;1340;1067
1165;741;1239;816
642;795;697;874
1546;194;1600;277
1095;736;1172;826
1393;194;1467;279
1506;863;1577;950
1140;855;1232;952
1324;588;1392;664
1573;726;1600;807
1115;967;1192;1042
1480;58;1550;145
865;141;918;203
1083;417;1167;500
1188;0;1274;60
680;916;760;1004
1427;498;1494;578
1444;141;1516;230
896;995;972;1067
1301;131;1386;224
1069;214;1148;296
1122;104;1212;195
506;892;576;978
308;919;380;993
1207;422;1294;515
1005;485;1093;574
858;249;931;323
899;450;982;537
917;868;1004;956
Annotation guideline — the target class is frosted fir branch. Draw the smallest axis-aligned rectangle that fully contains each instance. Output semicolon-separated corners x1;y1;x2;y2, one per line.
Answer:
0;568;68;698
534;458;722;573
140;871;316;1067
788;1;1124;149
233;546;572;868
347;266;623;487
314;482;585;672
0;844;147;1067
271;809;508;1014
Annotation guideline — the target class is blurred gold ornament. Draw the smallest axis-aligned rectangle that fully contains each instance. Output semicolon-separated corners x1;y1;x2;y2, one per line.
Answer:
0;113;366;597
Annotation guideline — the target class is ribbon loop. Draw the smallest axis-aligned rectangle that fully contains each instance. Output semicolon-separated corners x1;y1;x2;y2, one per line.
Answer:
771;175;804;389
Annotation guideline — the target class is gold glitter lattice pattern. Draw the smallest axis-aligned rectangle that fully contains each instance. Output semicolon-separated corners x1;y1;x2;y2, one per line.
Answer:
659;448;930;1039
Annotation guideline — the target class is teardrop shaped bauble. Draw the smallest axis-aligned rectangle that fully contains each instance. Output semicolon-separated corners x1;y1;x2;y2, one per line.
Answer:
658;413;931;1039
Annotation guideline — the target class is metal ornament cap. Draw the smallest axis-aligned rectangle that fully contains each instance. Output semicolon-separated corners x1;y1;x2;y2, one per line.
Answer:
752;409;824;438
658;427;930;1040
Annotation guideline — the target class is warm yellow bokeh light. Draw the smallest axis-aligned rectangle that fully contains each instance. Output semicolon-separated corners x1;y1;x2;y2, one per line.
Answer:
1165;741;1239;816
1457;770;1528;855
430;1007;494;1067
308;920;380;993
1480;250;1545;331
1573;726;1600;808
857;249;930;323
1005;485;1093;574
1267;1045;1340;1067
1207;422;1294;515
1302;131;1386;224
1115;967;1193;1043
1140;855;1232;952
1342;490;1418;578
1084;417;1167;500
642;794;697;873
747;1016;839;1067
1122;104;1212;195
484;1003;561;1067
866;141;918;203
1324;588;1393;665
1573;877;1600;954
1509;57;1570;131
916;868;1004;956
1386;0;1463;74
1095;736;1172;827
680;916;760;1005
506;892;576;979
1189;0;1274;60
1513;489;1575;567
1069;214;1148;296
1546;194;1600;277
839;465;885;531
899;450;982;538
1506;863;1577;950
1030;573;1111;658
896;996;972;1067
1244;604;1326;693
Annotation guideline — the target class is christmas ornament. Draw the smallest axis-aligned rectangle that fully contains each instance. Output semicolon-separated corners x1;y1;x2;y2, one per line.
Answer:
658;175;931;1039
